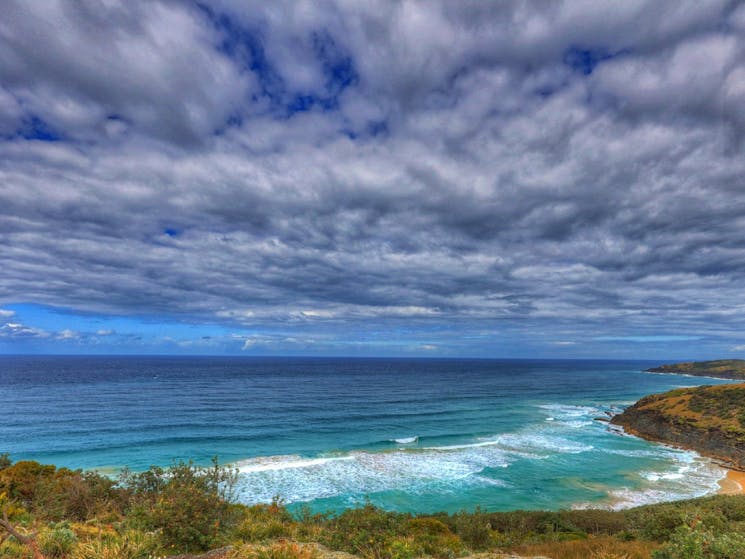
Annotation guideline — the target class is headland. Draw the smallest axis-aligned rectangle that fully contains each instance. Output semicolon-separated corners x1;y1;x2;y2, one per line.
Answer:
646;359;745;380
611;382;745;472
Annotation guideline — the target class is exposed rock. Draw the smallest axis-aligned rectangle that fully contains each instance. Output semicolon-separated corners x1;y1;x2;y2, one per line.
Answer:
611;383;745;471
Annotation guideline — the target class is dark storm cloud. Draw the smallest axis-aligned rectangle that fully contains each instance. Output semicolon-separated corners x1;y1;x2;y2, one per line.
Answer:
1;0;745;351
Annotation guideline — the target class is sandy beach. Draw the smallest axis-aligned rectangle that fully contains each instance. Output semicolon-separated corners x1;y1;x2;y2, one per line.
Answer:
718;469;745;494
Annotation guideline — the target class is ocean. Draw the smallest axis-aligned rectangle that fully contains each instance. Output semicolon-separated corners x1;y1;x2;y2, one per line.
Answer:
0;356;732;514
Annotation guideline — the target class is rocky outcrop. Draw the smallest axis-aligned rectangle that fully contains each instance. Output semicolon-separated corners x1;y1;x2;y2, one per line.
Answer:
646;359;745;380
611;384;745;471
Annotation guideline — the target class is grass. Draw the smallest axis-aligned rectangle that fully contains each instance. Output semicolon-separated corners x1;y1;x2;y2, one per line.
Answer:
628;384;745;436
511;537;659;559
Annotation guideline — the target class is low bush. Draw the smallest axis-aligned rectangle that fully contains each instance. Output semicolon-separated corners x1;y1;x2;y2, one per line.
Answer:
451;508;493;550
123;458;239;552
652;524;745;559
0;461;120;521
69;530;159;559
512;536;659;559
317;504;409;558
37;526;77;558
229;541;320;559
0;539;32;559
234;501;296;542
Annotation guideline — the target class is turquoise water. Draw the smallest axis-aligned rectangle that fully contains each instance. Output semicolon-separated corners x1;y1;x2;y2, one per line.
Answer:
0;356;732;513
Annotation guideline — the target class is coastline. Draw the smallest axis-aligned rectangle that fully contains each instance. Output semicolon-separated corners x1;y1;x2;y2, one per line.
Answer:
718;469;745;495
644;371;739;382
610;417;745;502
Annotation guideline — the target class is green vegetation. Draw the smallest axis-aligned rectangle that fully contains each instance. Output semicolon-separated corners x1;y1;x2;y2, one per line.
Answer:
622;384;745;435
1;454;745;558
647;360;745;380
652;524;745;559
611;383;745;470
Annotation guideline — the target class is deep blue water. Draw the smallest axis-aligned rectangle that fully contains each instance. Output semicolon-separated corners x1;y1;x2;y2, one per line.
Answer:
0;356;732;513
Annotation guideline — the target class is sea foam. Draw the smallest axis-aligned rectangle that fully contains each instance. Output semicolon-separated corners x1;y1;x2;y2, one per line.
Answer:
391;436;418;444
5;356;734;514
234;418;599;506
234;445;512;505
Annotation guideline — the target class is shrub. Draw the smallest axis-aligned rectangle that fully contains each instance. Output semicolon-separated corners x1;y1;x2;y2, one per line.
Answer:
628;504;692;541
122;458;239;553
0;461;56;505
70;530;159;559
452;509;493;550
559;509;629;535
290;505;328;541
318;504;405;558
405;517;451;535
715;495;745;522
265;541;317;559
235;517;292;542
0;461;121;522
238;540;320;559
0;539;33;559
512;537;658;559
482;509;575;537
652;525;745;559
234;501;295;542
229;541;320;559
401;517;462;558
34;470;121;521
385;536;421;559
38;526;77;558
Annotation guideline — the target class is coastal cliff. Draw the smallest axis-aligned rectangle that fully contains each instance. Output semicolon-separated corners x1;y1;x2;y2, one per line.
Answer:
646;359;745;380
611;383;745;470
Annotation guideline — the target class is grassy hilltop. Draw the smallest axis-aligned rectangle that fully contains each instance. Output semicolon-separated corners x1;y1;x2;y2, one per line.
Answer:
612;383;745;471
646;360;745;380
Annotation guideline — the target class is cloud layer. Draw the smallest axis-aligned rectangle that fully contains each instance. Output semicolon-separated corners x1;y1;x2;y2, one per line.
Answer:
1;1;744;355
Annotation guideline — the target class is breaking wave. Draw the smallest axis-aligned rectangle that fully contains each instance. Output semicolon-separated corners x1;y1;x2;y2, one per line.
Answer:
233;399;727;510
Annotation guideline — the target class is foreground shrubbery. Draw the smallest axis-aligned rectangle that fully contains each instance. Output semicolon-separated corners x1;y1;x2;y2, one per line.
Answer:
1;454;744;559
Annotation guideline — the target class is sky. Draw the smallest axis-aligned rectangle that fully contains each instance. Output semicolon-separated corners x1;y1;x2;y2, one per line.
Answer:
1;1;745;358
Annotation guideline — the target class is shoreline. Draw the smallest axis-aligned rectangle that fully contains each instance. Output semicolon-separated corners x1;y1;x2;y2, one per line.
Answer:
609;420;745;502
644;371;740;382
718;469;745;495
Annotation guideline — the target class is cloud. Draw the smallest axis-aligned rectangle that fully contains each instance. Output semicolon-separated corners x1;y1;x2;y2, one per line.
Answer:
0;1;744;355
0;321;49;338
96;329;114;336
56;329;79;340
595;336;703;343
0;1;254;146
0;309;15;317
592;33;745;131
239;334;317;352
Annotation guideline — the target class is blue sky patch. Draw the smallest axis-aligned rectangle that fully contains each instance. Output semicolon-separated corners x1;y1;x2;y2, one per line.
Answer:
563;46;624;75
19;116;62;142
